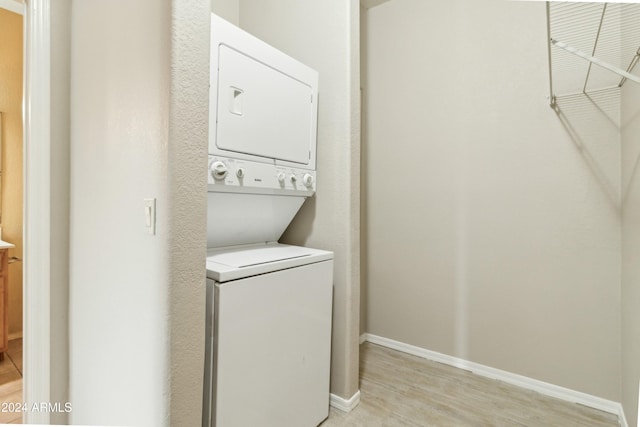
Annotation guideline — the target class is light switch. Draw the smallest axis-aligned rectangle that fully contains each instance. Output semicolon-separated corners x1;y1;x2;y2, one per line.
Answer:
144;198;156;235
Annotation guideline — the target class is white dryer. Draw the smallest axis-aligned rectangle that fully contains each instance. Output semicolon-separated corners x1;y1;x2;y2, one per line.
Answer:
203;14;333;427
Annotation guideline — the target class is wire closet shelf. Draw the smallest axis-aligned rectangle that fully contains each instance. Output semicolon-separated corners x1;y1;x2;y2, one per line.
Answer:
546;1;640;107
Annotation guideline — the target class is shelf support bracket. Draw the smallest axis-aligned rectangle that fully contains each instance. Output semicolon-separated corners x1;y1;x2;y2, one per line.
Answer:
551;38;640;85
619;46;640;87
546;2;556;107
582;3;607;93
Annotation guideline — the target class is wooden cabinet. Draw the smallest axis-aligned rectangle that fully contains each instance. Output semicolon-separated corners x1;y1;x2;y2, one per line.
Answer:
0;249;8;360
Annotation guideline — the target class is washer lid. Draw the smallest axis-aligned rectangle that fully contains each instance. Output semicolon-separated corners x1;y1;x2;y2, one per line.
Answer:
206;243;333;282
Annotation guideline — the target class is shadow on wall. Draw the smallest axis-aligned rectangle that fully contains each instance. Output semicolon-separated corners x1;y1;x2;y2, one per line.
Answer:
622;99;640;205
282;194;317;246
552;87;621;212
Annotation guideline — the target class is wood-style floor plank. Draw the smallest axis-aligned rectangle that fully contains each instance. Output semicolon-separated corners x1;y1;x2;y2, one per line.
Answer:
0;339;22;425
321;342;620;427
0;380;23;424
7;339;22;375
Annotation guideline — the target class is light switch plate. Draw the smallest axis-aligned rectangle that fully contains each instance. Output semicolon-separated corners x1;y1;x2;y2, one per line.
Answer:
144;198;156;235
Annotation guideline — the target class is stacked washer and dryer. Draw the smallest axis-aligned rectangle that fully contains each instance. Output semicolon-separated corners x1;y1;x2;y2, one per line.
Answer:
202;14;334;427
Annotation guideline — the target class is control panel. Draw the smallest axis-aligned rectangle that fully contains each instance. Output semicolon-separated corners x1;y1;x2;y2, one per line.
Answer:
208;156;316;196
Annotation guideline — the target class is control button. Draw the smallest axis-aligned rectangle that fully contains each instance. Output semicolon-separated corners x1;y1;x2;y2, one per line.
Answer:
277;172;286;183
236;168;245;179
210;161;228;180
290;175;297;184
303;174;314;187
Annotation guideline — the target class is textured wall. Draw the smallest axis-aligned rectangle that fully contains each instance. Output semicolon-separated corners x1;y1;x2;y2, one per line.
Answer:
363;0;621;401
238;0;361;401
0;8;23;338
621;9;640;425
359;4;368;337
168;0;209;425
69;1;172;424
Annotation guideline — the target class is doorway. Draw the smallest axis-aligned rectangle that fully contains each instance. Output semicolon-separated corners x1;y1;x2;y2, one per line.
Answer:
0;2;24;424
0;0;63;425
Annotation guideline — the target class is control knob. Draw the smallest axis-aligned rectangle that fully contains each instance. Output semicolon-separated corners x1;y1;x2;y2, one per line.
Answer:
210;161;228;180
236;168;245;179
290;175;297;184
277;172;286;183
303;174;314;187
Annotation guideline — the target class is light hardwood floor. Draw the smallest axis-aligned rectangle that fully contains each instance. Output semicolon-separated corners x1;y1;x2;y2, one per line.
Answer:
0;338;23;425
321;342;620;427
0;340;619;426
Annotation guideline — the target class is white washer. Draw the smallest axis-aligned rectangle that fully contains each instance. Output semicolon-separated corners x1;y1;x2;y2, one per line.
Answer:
203;244;333;427
203;14;332;427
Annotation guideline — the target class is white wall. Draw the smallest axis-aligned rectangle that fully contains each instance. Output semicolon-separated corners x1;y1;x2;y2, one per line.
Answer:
69;1;172;424
363;0;621;401
68;0;208;424
621;6;640;424
238;0;361;400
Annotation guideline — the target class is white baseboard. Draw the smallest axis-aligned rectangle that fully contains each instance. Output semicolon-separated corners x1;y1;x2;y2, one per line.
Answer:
362;333;627;427
330;390;361;413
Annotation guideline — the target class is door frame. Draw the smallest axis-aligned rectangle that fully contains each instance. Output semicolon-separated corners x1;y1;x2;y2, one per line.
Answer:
22;0;51;424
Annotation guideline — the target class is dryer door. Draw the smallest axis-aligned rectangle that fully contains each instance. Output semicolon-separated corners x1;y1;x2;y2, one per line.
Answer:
209;14;319;170
214;45;314;166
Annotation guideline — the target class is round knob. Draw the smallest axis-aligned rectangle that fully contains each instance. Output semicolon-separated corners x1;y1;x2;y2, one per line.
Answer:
277;172;286;183
303;174;314;187
210;161;228;180
236;168;245;179
290;175;297;184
